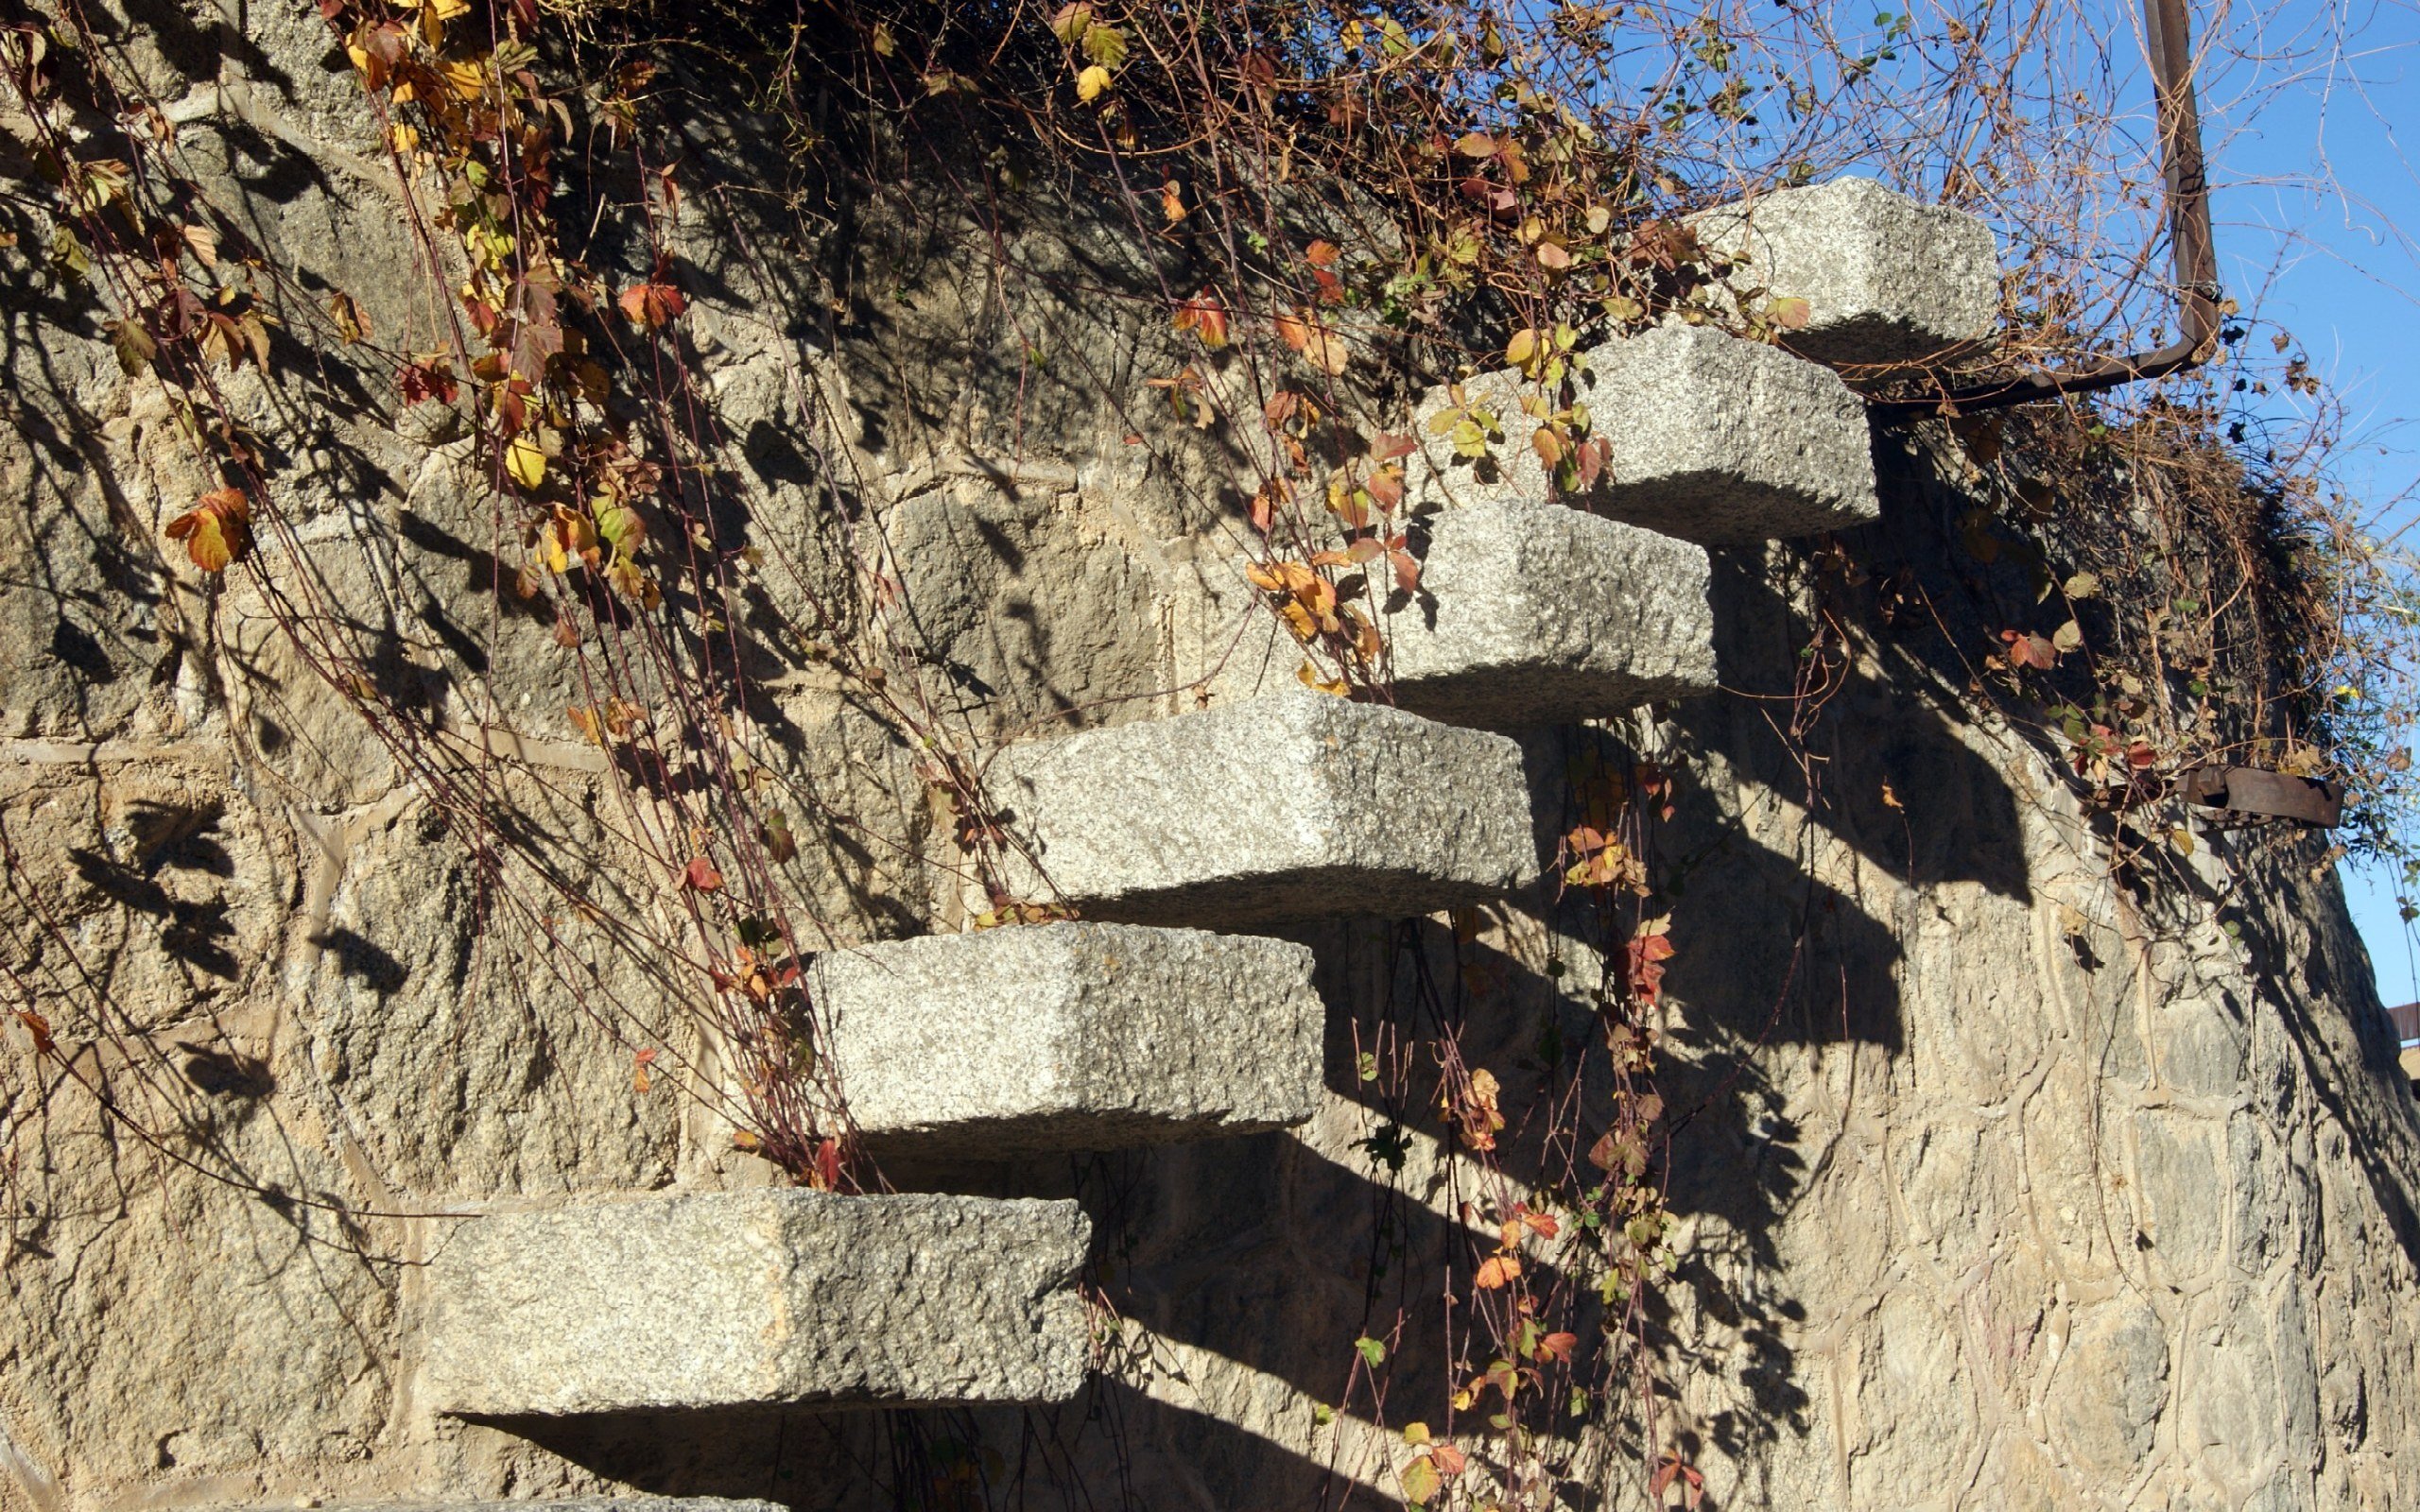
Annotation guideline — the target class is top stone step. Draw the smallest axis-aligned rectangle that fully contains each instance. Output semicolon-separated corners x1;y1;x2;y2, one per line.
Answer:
986;690;1538;928
1689;177;2001;369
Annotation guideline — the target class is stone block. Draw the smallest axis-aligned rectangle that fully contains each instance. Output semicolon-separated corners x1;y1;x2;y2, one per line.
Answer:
1690;176;2001;368
988;690;1538;927
423;1189;1090;1417
816;922;1322;1157
1408;324;1878;543
1381;497;1716;727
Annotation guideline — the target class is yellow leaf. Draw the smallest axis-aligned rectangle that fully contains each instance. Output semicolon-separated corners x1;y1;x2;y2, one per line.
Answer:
506;437;546;490
1076;64;1113;102
1505;327;1538;367
1296;661;1348;696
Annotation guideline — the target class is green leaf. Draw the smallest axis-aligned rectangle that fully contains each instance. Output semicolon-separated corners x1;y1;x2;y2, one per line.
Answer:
1355;1335;1387;1368
1400;1455;1439;1508
1081;22;1126;67
2064;571;2101;599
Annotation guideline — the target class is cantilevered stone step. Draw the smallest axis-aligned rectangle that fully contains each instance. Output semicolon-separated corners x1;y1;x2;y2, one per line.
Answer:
424;1190;1089;1417
987;690;1537;927
1689;176;2000;368
1409;323;1878;544
816;922;1321;1158
1380;497;1716;727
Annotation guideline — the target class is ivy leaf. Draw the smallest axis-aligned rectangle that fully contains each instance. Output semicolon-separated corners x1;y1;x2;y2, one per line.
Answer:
762;810;798;863
1399;1454;1440;1508
505;437;547;490
1473;1253;1521;1289
683;855;724;892
1047;2;1092;43
1453;130;1498;158
164;488;253;574
618;277;687;328
1081;22;1126;67
1076;63;1113;102
1354;1335;1387;1368
2051;619;2083;653
15;1009;55;1057
110;318;157;375
327;291;372;344
1428;1443;1468;1476
1768;295;1812;330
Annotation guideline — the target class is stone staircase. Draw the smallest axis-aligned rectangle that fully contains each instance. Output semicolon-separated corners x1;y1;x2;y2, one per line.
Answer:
381;177;1996;1507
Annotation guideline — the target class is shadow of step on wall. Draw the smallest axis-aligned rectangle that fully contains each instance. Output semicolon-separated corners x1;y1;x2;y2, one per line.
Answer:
1687;175;2002;368
1409;322;1880;544
423;1190;1089;1418
984;689;1539;930
815;922;1322;1159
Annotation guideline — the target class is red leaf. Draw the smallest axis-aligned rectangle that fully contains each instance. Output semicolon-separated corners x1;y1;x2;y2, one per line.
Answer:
1428;1444;1467;1477
1369;431;1415;462
619;279;687;329
683;855;724;891
1537;1331;1578;1363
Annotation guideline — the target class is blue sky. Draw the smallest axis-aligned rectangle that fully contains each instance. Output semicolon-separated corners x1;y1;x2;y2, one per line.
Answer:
2203;2;2420;1007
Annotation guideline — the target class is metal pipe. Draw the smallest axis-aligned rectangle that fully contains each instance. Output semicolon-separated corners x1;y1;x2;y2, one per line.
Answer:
1868;0;2220;421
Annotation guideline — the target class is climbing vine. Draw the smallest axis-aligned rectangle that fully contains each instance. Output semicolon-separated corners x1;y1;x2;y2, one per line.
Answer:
4;1;2415;1510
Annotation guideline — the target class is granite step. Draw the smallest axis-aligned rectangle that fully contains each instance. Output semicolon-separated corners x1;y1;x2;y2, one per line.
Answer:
816;922;1321;1158
1688;175;2001;369
986;689;1537;928
1408;323;1879;544
424;1190;1089;1418
1379;496;1716;727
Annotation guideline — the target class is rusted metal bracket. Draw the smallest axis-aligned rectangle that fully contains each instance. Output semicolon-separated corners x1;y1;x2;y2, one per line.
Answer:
1869;0;2219;421
2178;765;2343;828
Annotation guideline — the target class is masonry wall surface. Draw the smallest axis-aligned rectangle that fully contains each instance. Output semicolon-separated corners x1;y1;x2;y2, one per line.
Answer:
3;9;2417;1512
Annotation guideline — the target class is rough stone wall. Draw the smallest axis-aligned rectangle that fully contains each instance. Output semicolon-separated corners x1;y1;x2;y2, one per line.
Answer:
3;7;2418;1512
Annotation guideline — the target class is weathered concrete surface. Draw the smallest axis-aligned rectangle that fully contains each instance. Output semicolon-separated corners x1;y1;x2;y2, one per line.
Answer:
986;690;1539;926
1409;324;1880;543
1382;497;1717;727
1691;176;2002;368
422;1190;1091;1417
815;922;1322;1156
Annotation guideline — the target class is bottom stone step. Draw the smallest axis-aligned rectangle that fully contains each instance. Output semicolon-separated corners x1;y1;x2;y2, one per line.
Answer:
424;1190;1090;1418
817;922;1322;1158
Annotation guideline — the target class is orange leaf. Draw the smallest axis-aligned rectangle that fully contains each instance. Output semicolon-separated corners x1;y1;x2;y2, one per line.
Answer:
1537;1331;1578;1363
683;855;724;891
15;1009;55;1057
1473;1253;1521;1289
1305;239;1341;266
1428;1443;1467;1477
164;488;253;574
